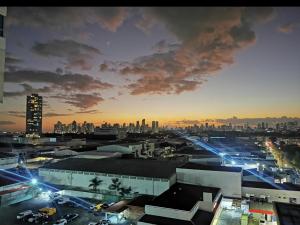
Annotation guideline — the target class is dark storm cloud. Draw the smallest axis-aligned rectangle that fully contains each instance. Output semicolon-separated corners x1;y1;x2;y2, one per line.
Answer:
117;7;275;95
5;53;23;65
4;83;52;97
6;7;127;32
51;94;104;109
0;121;16;125
32;39;101;70
278;22;300;34
5;69;113;92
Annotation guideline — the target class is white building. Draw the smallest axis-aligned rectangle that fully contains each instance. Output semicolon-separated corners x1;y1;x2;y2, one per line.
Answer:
97;142;155;158
176;162;242;198
0;7;6;103
39;158;183;196
242;180;300;204
0;171;38;207
0;152;18;169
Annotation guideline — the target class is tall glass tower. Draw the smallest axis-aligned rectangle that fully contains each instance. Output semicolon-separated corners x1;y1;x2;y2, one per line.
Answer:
0;7;6;103
26;94;43;136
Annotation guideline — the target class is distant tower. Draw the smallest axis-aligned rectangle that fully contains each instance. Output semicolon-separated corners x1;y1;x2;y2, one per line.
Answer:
152;121;155;130
26;94;43;136
0;7;6;103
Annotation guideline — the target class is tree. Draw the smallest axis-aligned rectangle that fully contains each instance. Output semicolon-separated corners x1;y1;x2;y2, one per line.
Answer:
109;178;121;191
89;177;103;192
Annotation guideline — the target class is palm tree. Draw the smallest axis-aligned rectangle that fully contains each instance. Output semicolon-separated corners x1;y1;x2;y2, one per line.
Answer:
109;178;121;191
89;177;103;192
119;186;132;197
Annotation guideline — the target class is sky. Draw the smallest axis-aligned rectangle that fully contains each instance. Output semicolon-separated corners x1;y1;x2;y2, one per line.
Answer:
0;7;300;132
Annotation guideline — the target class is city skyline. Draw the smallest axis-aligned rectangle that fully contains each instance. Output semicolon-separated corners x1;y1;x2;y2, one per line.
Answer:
1;7;300;132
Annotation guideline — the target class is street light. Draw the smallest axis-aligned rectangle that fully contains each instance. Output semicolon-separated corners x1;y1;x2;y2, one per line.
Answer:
31;178;38;185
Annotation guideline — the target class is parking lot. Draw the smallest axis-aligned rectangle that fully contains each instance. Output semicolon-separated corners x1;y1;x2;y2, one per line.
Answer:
0;194;133;225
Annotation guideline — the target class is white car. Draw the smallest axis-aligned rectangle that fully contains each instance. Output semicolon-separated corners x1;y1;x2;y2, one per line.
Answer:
28;213;43;223
17;210;33;219
88;222;101;225
53;218;68;225
53;214;79;225
57;197;70;205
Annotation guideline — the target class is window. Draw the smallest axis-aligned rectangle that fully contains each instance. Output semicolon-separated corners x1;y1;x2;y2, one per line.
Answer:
0;15;3;37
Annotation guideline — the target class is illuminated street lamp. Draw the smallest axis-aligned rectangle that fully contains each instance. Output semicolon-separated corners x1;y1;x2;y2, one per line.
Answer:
31;178;38;185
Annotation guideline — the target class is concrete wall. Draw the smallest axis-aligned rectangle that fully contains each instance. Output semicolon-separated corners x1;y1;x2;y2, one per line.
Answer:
0;156;18;169
39;168;171;196
145;204;195;221
176;168;242;198
242;186;300;204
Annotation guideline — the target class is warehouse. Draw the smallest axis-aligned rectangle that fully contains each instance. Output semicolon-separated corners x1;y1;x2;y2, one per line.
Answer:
176;162;242;198
0;171;38;206
39;158;184;196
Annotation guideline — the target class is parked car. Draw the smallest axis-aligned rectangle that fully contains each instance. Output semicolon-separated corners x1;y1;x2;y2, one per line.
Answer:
17;210;33;220
53;214;79;225
90;203;107;211
39;207;56;216
88;222;101;225
57;197;70;205
100;219;110;225
28;213;44;223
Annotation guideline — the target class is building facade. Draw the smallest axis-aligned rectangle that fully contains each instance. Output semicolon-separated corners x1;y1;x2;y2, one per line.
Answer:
0;7;6;103
26;94;43;136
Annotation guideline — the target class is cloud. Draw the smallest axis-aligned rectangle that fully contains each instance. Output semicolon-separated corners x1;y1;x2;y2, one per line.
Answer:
4;83;52;97
32;39;101;70
152;40;180;53
0;111;25;118
99;63;108;72
7;7;127;32
175;120;201;125
75;109;100;114
278;22;299;34
51;94;104;109
5;69;113;92
117;7;274;95
44;112;72;117
5;53;23;65
0;121;16;125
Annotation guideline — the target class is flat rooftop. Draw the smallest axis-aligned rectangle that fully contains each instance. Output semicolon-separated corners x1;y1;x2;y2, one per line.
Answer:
179;162;242;172
41;158;184;179
273;202;300;225
242;181;300;191
149;183;220;211
139;209;214;225
127;195;155;207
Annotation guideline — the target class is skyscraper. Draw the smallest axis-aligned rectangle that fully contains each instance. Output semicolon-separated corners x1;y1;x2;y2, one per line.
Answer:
26;94;43;136
0;7;6;103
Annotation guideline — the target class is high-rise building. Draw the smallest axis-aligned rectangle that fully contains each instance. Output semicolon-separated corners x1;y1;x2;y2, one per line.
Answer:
26;94;43;136
0;7;6;103
152;121;156;130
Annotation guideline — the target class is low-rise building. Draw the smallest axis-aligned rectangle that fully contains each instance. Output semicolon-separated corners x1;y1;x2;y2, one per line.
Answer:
0;152;18;169
138;183;220;225
0;171;38;207
39;158;184;196
176;162;242;198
